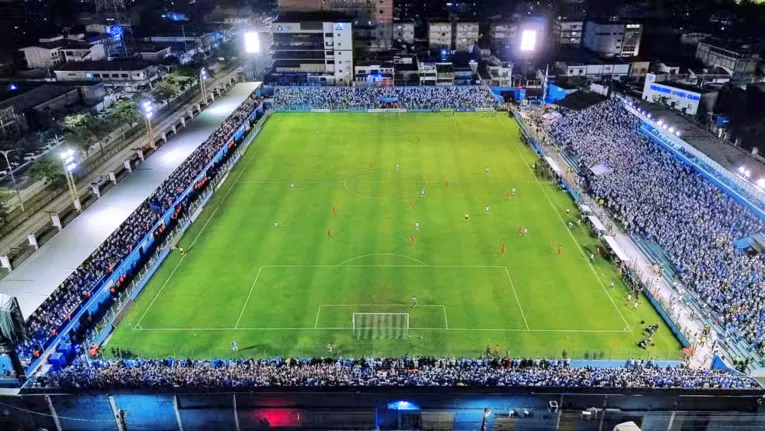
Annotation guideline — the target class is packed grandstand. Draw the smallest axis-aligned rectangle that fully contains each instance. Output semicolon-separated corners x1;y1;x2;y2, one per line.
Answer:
9;85;765;391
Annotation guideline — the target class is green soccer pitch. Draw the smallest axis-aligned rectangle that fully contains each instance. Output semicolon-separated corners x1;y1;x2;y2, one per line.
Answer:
105;112;683;360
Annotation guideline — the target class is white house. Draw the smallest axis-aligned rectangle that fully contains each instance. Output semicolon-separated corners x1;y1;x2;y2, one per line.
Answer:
19;35;106;69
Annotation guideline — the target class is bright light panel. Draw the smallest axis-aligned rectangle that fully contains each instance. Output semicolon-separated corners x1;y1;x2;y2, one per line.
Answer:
520;30;537;52
244;32;260;54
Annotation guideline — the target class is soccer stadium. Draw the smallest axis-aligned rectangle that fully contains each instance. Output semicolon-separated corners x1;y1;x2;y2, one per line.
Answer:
2;82;765;429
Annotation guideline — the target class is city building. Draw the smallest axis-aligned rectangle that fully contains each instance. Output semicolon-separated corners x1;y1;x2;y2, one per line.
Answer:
394;22;415;45
0;82;107;132
19;35;106;69
52;61;159;91
641;73;718;117
552;48;631;81
553;18;584;47
353;59;395;86
695;39;760;76
353;19;393;52
428;22;452;50
454;22;479;52
583;20;642;57
271;14;354;85
278;0;393;24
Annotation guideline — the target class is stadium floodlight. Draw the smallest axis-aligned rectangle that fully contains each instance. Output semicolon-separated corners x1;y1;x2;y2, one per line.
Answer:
520;29;537;52
738;166;746;175
669;127;675;133
745;170;751;178
757;178;765;189
657;119;664;126
244;31;260;54
662;124;668;130
675;130;681;136
647;113;652;119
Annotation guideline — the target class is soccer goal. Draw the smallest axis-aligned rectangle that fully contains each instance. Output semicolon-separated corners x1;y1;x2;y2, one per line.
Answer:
352;313;409;339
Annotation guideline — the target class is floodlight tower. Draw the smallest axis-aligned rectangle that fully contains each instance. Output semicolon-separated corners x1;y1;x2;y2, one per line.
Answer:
95;0;136;59
244;31;261;81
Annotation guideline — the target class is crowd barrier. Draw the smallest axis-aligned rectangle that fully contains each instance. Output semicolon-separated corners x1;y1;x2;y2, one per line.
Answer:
25;97;267;375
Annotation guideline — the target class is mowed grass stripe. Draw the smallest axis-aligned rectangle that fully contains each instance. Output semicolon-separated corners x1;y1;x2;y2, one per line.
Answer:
107;113;683;360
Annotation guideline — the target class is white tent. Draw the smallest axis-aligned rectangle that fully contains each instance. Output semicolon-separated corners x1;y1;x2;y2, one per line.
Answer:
603;236;631;262
587;215;607;235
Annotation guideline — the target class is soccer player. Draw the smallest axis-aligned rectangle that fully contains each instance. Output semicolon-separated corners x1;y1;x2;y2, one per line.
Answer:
396;163;400;171
421;189;426;198
485;205;490;214
327;229;332;238
626;293;632;305
327;344;333;354
512;187;516;196
411;236;416;246
409;199;414;207
231;340;238;352
566;208;571;216
523;228;528;236
445;180;449;187
568;222;574;228
633;301;639;311
506;192;510;199
486;166;490;175
411;296;418;308
590;253;595;262
464;214;469;221
290;183;294;190
415;221;420;231
178;247;186;256
332;205;336;214
274;221;278;228
501;243;506;255
610;280;615;288
518;226;523;235
557;245;562;255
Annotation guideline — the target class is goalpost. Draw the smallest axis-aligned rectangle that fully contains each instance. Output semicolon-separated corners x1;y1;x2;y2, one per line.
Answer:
352;313;410;339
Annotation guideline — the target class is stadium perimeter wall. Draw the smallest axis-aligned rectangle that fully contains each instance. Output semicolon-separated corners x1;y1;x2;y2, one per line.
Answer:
5;387;765;430
512;108;692;352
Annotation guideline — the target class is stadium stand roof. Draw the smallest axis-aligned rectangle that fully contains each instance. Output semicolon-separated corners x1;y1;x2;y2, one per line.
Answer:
0;82;260;318
555;91;607;111
638;104;765;182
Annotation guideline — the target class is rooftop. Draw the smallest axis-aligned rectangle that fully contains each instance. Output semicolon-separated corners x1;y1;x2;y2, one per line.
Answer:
698;37;759;54
0;84;78;112
648;77;717;94
555;91;608;111
274;11;352;23
55;60;154;72
554;47;628;66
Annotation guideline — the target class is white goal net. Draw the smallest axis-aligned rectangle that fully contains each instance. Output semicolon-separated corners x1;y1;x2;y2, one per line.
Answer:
352;313;409;339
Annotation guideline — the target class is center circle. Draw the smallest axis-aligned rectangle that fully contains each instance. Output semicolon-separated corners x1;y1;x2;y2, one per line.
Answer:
344;168;428;200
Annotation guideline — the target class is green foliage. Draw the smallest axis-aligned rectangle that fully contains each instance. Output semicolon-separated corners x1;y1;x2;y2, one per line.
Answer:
28;156;63;185
0;187;10;223
61;112;110;155
153;80;181;103
108;100;141;138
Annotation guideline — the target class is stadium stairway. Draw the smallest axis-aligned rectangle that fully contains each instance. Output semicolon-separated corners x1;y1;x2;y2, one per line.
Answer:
631;236;765;372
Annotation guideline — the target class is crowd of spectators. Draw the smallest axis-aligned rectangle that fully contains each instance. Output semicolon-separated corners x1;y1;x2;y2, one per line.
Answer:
17;90;265;365
547;99;765;352
271;86;499;111
31;356;760;389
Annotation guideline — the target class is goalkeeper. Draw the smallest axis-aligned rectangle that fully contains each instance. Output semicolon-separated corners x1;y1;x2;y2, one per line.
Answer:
411;296;418;308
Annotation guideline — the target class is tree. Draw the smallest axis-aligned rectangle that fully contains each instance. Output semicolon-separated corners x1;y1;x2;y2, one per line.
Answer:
28;157;63;185
568;76;588;89
163;72;194;91
61;113;111;155
153;80;181;103
0;188;10;224
107;100;141;140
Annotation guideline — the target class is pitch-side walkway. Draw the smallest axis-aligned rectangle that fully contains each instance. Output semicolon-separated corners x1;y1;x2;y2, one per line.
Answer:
0;82;260;318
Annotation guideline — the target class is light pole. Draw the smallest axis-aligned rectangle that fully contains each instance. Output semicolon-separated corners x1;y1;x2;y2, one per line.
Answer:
142;101;155;149
200;68;209;104
0;150;23;213
60;149;81;211
244;31;260;81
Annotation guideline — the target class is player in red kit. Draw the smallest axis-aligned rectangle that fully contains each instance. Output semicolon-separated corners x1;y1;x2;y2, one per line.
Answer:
332;205;336;214
327;229;332;238
506;192;510;199
411;236;415;246
409;199;413;207
557;245;562;255
445;180;449;187
501;243;506;255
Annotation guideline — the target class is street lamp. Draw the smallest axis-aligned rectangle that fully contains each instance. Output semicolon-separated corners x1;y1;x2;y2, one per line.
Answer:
0;149;24;212
60;149;81;211
142;100;155;149
200;68;209;104
244;31;260;80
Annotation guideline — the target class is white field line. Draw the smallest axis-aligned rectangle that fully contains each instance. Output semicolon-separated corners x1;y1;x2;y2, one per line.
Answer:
504;266;530;330
235;266;263;328
495;116;633;332
262;264;506;268
135;143;259;328
336;253;428;267
133;326;627;333
451;115;459;133
320;304;446;307
314;306;322;329
442;305;449;330
237;180;540;184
